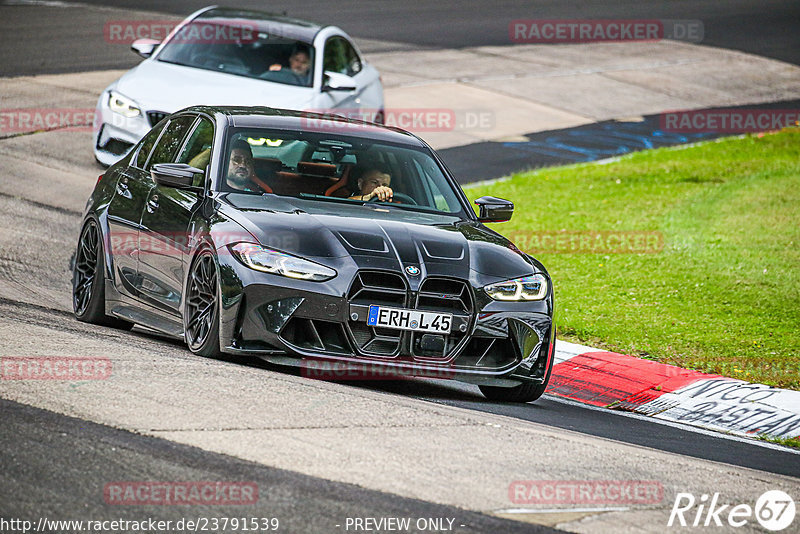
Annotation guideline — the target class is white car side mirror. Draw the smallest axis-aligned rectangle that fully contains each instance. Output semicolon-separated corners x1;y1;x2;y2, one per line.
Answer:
322;71;356;92
131;39;160;59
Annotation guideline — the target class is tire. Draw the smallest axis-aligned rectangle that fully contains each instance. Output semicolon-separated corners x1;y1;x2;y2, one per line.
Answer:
184;249;222;358
479;346;555;403
72;219;133;329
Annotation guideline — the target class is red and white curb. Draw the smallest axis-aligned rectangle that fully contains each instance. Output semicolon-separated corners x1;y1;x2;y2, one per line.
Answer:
549;340;800;440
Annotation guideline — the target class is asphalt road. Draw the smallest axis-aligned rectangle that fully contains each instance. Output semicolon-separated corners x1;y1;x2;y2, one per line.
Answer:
1;0;798;76
199;363;800;478
1;1;799;532
407;384;800;478
1;398;560;533
443;99;800;183
0;132;797;530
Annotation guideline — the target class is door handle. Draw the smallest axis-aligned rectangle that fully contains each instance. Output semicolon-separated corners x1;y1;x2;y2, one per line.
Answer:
146;195;159;213
116;178;132;198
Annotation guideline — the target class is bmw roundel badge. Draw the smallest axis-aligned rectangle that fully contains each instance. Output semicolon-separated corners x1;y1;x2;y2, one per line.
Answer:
405;265;420;276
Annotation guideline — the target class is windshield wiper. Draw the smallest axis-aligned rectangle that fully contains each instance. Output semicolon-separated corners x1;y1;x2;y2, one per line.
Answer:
157;58;196;69
297;193;447;214
298;193;365;205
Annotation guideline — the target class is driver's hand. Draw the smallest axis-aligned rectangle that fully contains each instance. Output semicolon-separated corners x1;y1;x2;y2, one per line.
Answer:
367;186;393;202
269;64;282;71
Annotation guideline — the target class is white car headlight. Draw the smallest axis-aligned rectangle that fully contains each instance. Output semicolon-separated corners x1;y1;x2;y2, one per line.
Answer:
229;243;336;281
484;274;548;301
108;91;142;118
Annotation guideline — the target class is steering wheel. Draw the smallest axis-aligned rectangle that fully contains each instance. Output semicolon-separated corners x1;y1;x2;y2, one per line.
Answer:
368;192;417;205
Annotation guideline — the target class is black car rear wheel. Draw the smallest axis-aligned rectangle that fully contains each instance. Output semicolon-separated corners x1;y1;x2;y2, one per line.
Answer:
72;219;132;329
184;250;221;357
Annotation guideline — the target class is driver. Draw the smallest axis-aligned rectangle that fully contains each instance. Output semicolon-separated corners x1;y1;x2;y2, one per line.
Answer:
349;166;393;202
268;45;311;85
226;139;260;192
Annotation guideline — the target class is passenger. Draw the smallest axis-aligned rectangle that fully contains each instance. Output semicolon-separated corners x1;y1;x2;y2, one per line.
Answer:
226;139;260;192
349;166;393;202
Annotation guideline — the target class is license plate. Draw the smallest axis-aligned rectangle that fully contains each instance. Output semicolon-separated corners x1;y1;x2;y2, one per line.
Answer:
367;305;452;334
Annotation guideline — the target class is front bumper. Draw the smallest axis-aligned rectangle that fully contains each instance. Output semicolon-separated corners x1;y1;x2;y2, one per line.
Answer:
217;253;554;386
93;92;163;166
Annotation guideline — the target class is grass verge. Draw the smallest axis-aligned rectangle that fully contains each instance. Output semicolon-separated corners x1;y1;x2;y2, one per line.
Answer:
465;129;800;389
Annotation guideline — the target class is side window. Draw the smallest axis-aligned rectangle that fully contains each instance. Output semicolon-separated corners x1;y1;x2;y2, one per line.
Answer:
145;115;195;171
323;37;362;76
343;39;362;76
423;169;449;211
177;117;214;185
133;121;167;169
412;158;459;213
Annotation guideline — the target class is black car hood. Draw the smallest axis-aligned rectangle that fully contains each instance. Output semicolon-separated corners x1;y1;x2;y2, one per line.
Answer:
216;194;535;281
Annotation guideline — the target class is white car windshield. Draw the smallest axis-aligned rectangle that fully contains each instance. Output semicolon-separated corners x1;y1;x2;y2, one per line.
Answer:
157;21;314;88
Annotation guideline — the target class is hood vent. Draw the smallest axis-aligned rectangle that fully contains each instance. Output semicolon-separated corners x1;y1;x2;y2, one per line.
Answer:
337;231;389;253
421;240;465;260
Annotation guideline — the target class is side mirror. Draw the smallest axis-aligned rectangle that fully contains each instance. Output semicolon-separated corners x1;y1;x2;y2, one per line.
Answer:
151;163;204;192
322;71;356;92
131;39;160;59
475;196;514;223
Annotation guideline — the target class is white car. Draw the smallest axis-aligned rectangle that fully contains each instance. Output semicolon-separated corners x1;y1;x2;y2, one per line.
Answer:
94;6;384;166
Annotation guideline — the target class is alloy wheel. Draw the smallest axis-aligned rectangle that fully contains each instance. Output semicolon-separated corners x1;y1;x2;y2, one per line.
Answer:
73;221;99;316
185;252;218;350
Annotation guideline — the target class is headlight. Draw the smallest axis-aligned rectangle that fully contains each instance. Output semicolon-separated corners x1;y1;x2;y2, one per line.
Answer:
484;274;547;301
228;243;336;281
108;91;142;118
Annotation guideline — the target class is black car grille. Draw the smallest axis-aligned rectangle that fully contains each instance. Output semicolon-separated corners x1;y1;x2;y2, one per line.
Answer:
347;271;407;356
348;271;407;307
147;111;169;127
416;278;471;313
350;322;401;355
411;278;472;359
345;271;473;360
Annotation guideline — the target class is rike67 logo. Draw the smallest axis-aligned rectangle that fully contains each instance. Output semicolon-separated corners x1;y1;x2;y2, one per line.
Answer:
668;490;795;531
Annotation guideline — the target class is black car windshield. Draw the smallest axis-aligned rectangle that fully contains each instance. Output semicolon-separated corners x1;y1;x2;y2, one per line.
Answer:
157;21;314;87
219;128;467;216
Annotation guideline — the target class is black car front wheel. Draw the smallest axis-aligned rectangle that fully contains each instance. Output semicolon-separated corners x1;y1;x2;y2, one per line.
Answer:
72;219;132;329
184;249;221;358
479;353;554;403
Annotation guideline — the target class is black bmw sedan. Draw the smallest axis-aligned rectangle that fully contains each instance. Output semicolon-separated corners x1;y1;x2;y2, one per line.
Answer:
73;106;555;402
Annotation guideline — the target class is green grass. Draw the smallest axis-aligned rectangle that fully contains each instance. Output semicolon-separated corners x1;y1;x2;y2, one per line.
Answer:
465;129;800;389
759;435;800;450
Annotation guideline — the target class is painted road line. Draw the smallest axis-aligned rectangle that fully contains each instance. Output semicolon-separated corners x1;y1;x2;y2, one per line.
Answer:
548;350;714;408
495;507;630;514
551;340;800;440
546;394;800;455
639;379;800;439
